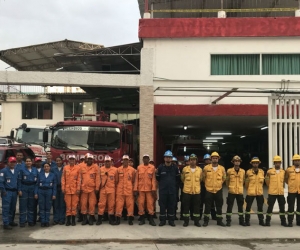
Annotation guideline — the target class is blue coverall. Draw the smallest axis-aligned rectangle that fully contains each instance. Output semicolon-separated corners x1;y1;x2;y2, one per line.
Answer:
42;160;57;169
0;167;19;226
35;172;57;224
51;166;66;223
18;166;38;224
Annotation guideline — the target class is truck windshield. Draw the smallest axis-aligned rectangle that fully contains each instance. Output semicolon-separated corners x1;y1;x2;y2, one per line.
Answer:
16;128;45;145
51;126;121;151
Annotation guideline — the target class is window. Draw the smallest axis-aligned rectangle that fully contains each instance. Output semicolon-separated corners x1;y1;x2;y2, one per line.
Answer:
64;102;83;120
262;54;300;75
211;54;260;75
22;102;52;119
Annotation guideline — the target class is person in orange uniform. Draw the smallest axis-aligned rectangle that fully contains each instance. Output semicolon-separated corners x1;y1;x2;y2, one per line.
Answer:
80;153;100;226
115;155;136;225
77;154;87;223
134;154;156;226
245;157;265;226
61;155;81;226
96;155;118;226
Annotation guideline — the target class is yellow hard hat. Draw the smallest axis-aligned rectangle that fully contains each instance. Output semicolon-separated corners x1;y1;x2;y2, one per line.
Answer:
292;154;300;161
273;155;282;162
231;155;242;163
250;157;261;164
211;152;220;158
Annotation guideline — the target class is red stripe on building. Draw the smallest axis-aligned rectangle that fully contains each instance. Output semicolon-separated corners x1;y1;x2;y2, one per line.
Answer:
154;104;268;116
139;17;300;38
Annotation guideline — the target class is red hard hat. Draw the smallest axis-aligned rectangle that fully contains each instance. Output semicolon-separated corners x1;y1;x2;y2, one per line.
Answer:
8;156;17;163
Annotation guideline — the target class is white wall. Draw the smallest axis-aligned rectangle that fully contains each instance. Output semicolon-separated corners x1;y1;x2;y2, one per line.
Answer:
0;95;64;137
144;37;300;105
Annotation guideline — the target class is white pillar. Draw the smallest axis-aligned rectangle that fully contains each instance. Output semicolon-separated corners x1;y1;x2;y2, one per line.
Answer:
295;10;300;17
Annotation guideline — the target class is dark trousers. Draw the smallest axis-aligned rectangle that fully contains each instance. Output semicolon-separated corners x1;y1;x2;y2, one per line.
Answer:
204;189;223;220
200;184;216;217
245;195;264;220
19;185;36;224
287;193;300;222
182;193;201;218
159;193;176;221
38;189;53;223
226;193;244;216
1;190;17;226
266;194;285;216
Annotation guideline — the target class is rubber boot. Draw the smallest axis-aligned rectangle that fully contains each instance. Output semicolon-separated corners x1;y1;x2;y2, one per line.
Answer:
96;215;102;225
183;217;189;227
203;216;209;227
65;216;71;226
217;217;226;227
149;215;156;226
128;216;134;226
194;217;201;227
258;214;265;226
139;215;145;225
109;215;116;225
81;214;88;225
71;215;76;226
168;220;175;227
115;216;121;225
211;209;217;220
265;215;271;227
245;214;250;226
280;215;288;227
159;218;166;227
239;215;246;226
77;213;83;222
102;212;109;221
226;215;231;227
89;215;94;225
288;214;294;227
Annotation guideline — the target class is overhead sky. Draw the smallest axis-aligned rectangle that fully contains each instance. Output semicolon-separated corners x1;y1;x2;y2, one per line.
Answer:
0;0;141;70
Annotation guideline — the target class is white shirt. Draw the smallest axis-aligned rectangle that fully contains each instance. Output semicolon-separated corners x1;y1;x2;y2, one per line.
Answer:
37;168;41;173
191;168;196;173
213;166;218;172
58;167;62;172
11;169;14;174
296;168;299;173
276;169;280;174
45;173;49;178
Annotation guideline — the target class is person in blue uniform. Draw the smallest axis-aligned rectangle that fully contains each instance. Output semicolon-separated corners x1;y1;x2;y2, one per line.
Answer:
52;156;66;225
15;151;25;170
156;150;181;227
35;163;57;227
42;151;57;169
33;157;43;223
0;157;19;229
18;157;38;227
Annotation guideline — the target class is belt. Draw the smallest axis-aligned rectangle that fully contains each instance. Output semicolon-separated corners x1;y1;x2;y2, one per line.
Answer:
6;188;17;192
39;187;52;190
21;182;35;186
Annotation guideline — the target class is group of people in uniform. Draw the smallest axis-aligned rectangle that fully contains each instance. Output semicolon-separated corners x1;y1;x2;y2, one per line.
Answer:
1;149;300;230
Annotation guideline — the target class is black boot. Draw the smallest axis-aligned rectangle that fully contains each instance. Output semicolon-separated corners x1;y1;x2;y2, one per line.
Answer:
239;215;246;226
265;215;271;227
203;216;209;227
81;214;88;225
89;215;94;225
96;215;102;225
149;215;156;226
77;213;83;222
245;214;250;226
194;217;201;227
280;215;288;227
258;214;265;226
159;216;166;227
71;215;76;226
109;215;116;225
168;220;175;227
115;216;121;225
65;216;71;226
139;215;145;225
288;214;294;227
153;213;157;219
128;216;134;225
102;212;109;221
226;215;231;227
183;217;189;227
217;218;226;227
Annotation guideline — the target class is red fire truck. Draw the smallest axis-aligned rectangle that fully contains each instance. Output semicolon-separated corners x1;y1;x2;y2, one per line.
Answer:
43;113;138;167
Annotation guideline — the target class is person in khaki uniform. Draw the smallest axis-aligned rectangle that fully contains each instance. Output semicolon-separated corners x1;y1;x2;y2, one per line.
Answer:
202;152;226;227
265;155;287;227
245;157;265;226
79;153;100;226
285;154;300;227
181;154;202;227
225;155;246;227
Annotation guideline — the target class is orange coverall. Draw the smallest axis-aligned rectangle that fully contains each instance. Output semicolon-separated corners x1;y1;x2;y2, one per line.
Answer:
61;164;81;216
134;164;156;215
115;166;136;217
80;163;100;215
98;166;118;215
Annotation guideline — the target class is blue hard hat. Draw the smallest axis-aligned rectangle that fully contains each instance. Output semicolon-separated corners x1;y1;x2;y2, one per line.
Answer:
184;155;189;161
203;154;211;160
172;157;178;162
164;150;173;157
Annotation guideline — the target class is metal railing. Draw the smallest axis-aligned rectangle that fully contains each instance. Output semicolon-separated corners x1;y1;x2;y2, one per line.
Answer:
0;85;46;94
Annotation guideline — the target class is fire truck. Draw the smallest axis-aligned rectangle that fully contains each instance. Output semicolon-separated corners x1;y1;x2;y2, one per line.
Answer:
43;112;138;167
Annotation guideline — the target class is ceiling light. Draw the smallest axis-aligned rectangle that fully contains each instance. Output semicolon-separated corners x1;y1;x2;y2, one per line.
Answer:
203;140;218;143
261;126;268;130
222;143;226;145
184;146;186;152
184;126;187;130
240;136;246;138
207;145;210;150
206;137;223;140
211;132;232;135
